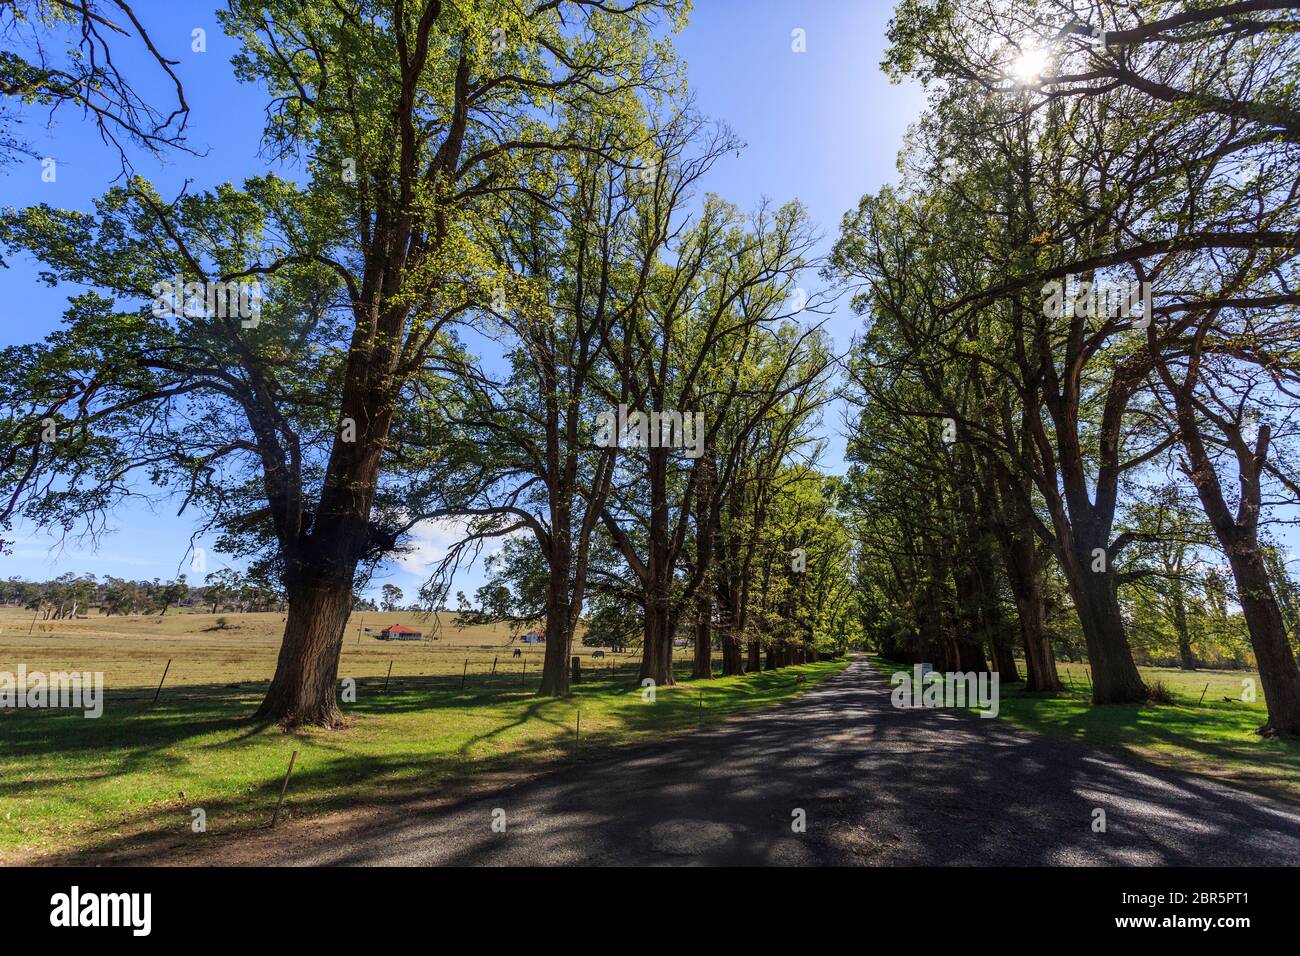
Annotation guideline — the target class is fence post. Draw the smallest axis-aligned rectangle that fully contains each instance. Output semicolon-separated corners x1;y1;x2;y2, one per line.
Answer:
460;659;468;690
152;659;172;704
383;660;393;693
271;750;299;828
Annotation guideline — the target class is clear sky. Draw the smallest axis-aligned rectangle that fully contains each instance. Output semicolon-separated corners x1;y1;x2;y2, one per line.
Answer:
0;0;925;597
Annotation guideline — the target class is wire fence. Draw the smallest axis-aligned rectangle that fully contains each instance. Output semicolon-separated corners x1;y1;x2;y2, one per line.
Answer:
29;647;718;706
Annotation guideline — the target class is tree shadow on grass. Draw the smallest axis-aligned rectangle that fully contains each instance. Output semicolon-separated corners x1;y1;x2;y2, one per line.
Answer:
3;661;847;863
995;686;1300;803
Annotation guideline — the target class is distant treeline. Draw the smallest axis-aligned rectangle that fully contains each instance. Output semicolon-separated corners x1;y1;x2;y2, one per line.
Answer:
0;570;309;618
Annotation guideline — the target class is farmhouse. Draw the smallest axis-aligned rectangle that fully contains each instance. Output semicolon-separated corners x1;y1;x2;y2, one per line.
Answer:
379;624;422;641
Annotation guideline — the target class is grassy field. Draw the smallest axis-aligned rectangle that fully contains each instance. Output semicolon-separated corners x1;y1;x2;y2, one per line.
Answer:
0;608;849;861
0;607;647;702
872;655;1300;804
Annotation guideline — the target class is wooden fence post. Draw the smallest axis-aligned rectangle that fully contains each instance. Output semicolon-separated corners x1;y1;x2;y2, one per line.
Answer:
271;750;299;828
152;659;172;704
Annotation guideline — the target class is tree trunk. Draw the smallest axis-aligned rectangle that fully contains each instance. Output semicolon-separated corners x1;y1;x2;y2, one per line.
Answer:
721;630;744;675
254;577;351;727
1226;546;1300;735
1011;572;1060;692
638;448;675;686
990;630;1020;681
1063;547;1147;704
692;591;713;679
1156;355;1300;734
1171;576;1197;670
640;585;675;685
718;576;746;676
986;451;1071;694
747;639;761;672
538;578;572;696
692;453;715;679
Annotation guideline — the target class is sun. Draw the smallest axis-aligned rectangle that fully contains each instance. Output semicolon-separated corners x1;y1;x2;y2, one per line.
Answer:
1009;46;1050;85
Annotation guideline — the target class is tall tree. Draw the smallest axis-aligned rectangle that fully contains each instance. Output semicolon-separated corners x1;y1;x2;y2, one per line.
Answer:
0;0;689;726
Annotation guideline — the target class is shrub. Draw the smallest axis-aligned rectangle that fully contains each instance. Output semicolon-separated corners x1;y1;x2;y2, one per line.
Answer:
1146;679;1176;705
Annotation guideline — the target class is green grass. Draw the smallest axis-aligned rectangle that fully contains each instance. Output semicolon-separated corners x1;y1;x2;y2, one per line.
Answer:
869;655;1300;804
0;656;850;861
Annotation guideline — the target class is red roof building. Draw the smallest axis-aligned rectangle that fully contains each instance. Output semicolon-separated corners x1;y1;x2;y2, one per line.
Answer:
379;624;422;641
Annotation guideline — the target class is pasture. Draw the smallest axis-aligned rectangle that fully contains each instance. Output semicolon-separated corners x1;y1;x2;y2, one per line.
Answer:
0;609;847;861
0;608;572;696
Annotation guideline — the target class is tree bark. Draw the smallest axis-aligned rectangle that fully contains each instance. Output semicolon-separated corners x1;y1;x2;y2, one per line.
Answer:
1062;542;1148;703
692;591;713;680
254;576;351;727
1226;542;1300;734
641;590;675;685
538;571;573;696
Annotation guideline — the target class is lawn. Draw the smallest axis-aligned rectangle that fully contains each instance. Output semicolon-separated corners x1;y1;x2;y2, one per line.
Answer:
0;614;849;861
870;655;1300;804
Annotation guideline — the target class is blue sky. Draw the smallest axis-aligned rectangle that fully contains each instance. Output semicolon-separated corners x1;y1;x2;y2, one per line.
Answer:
0;1;924;596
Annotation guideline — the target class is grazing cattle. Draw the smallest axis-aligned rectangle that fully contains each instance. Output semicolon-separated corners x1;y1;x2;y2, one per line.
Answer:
591;650;606;659
512;648;522;658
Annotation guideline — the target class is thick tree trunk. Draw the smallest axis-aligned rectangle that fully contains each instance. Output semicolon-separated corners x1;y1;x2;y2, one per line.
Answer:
693;454;716;679
977;568;1020;681
747;639;761;672
990;630;1020;681
998;496;1061;691
639;450;675;686
1013;577;1060;692
1063;547;1147;703
1226;547;1300;735
538;580;572;696
717;577;746;677
692;592;713;679
254;577;352;727
721;631;744;675
640;586;675;685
